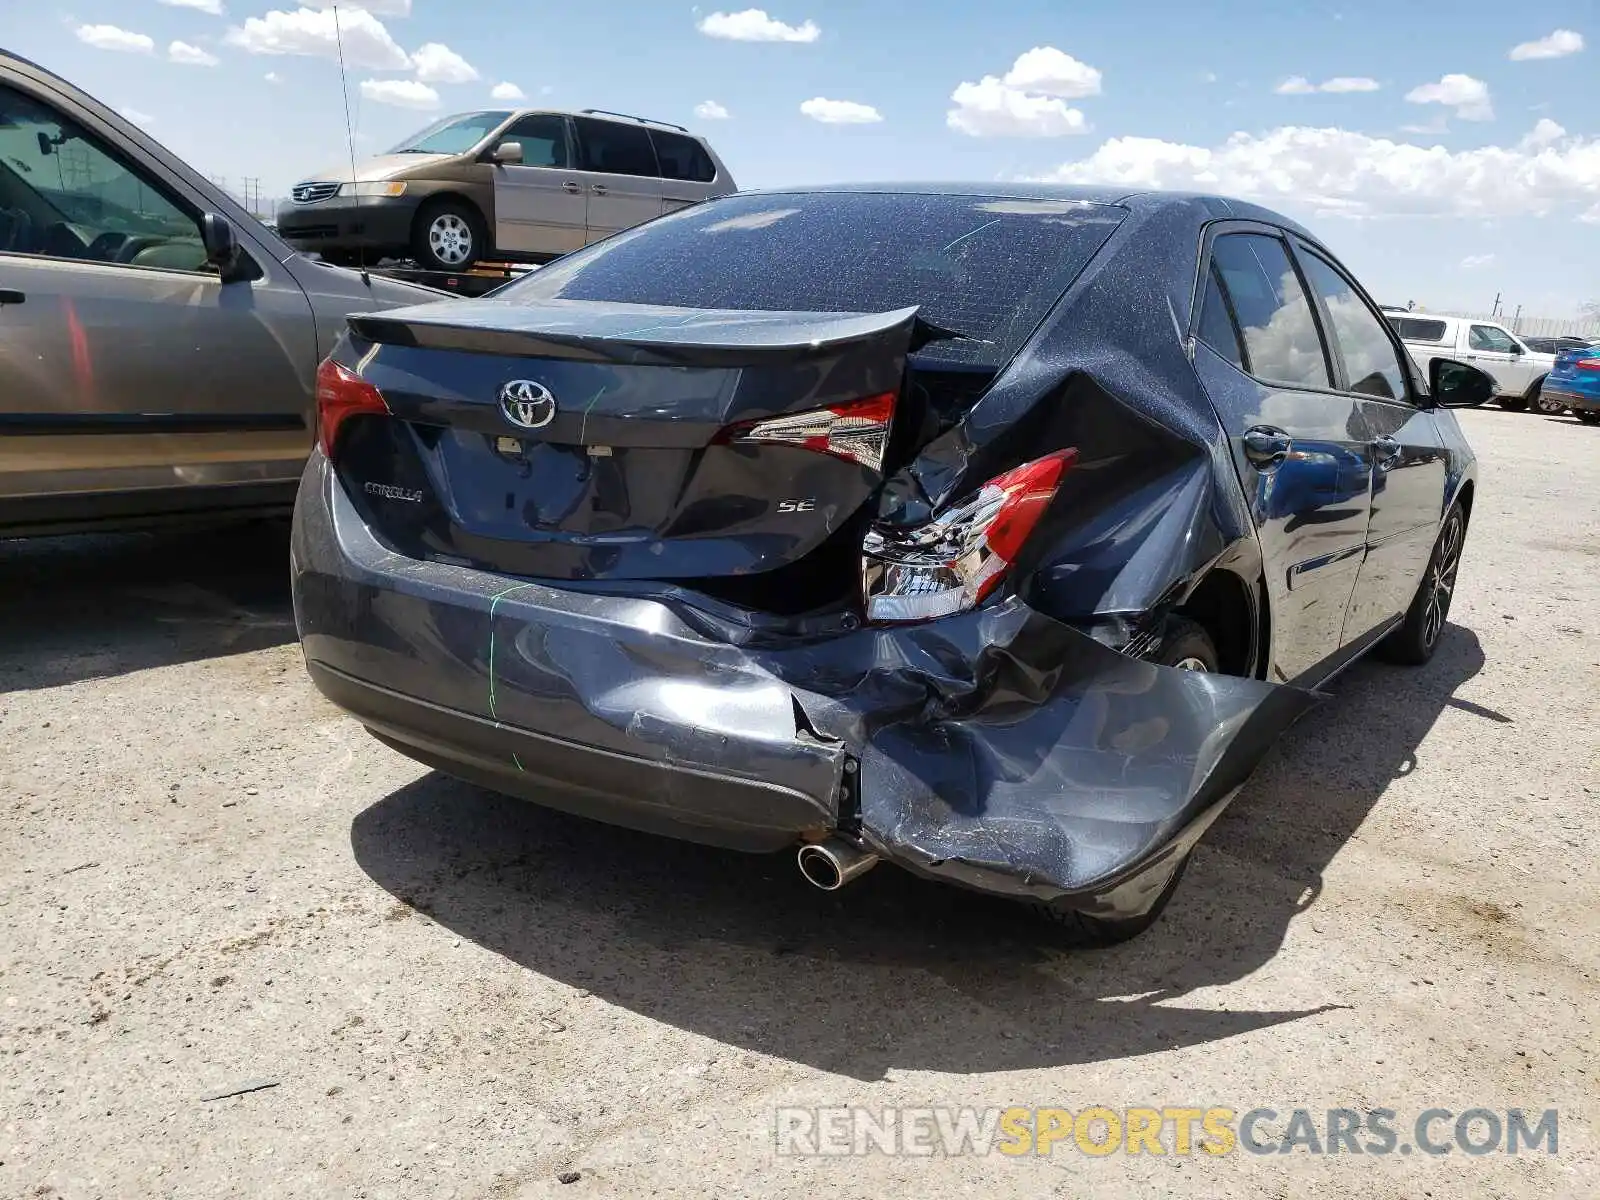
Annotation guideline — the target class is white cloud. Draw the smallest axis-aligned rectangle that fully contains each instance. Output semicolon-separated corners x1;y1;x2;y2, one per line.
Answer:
1522;118;1567;148
159;0;224;14
225;8;411;71
1200;71;1219;84
360;78;440;109
168;41;220;67
799;97;882;124
1277;75;1380;94
298;0;412;15
75;25;155;54
1509;29;1584;61
1460;254;1495;269
1405;73;1493;121
948;46;1100;137
1031;124;1600;221
411;42;477;84
120;107;155;127
1320;76;1380;93
490;82;526;102
697;9;819;43
695;100;731;120
1001;46;1102;98
264;71;282;83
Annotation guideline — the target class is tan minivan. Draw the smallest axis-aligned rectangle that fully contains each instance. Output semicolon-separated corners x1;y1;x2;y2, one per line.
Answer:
276;108;737;271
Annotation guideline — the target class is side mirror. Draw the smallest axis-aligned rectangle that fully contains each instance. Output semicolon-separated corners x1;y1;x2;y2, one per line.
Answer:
200;212;246;282
491;141;524;165
1429;358;1495;408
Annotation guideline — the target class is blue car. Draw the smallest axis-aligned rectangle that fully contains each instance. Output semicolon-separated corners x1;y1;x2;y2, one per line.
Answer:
1544;347;1600;424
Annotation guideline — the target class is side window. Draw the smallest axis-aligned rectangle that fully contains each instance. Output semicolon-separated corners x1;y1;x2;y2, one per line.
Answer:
650;131;715;183
0;84;208;272
499;115;569;168
1394;317;1448;343
1196;263;1246;371
1210;233;1331;389
1469;324;1516;353
1298;251;1408;400
573;118;659;178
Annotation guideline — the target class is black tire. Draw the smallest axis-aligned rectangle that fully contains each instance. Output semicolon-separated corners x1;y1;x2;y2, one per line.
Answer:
1577;411;1600;426
1145;615;1221;672
1531;379;1565;415
1379;502;1465;666
411;198;486;271
1497;394;1529;412
1032;855;1192;948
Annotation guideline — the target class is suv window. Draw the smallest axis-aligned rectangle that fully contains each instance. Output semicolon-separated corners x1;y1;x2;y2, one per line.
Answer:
1299;251;1407;400
1387;316;1449;343
0;85;208;272
499;115;570;168
1209;233;1331;389
499;191;1127;369
1469;324;1518;353
650;131;715;183
573;118;659;178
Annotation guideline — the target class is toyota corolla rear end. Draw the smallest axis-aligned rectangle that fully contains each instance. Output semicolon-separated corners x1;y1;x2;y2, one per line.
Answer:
291;188;1312;930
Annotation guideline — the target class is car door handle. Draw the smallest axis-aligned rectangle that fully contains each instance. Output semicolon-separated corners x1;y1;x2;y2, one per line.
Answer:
590;184;608;196
1373;435;1404;470
1242;425;1293;468
562;182;581;194
0;289;24;306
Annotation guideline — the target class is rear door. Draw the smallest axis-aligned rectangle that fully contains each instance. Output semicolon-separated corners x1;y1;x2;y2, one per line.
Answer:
0;76;315;521
1463;322;1526;393
490;114;587;256
1294;243;1448;644
570;117;665;241
1190;226;1374;683
649;129;720;215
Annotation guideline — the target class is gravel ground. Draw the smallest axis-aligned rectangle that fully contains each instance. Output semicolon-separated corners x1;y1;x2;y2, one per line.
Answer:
2;407;1596;1199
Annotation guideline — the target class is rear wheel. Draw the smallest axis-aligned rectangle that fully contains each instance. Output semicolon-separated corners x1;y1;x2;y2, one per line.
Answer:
1577;411;1600;426
1532;381;1566;415
1379;502;1464;666
412;198;485;271
1497;394;1529;412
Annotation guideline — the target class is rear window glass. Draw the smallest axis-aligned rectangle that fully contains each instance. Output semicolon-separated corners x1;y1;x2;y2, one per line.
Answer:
1387;316;1448;343
498;192;1126;367
574;118;659;177
651;131;715;183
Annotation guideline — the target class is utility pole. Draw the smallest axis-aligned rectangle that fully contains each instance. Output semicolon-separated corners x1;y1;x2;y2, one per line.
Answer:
1511;304;1522;331
1490;291;1502;318
242;177;261;216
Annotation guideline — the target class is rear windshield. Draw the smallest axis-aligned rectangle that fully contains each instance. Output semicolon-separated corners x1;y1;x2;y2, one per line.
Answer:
497;192;1126;367
1385;316;1449;343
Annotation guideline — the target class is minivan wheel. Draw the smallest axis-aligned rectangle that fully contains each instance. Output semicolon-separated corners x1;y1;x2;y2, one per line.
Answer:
413;199;484;271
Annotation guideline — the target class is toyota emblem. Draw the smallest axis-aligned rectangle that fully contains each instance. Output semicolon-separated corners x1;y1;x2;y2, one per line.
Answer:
498;380;557;430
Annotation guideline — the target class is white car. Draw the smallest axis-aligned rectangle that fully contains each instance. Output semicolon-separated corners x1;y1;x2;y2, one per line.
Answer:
1383;312;1556;412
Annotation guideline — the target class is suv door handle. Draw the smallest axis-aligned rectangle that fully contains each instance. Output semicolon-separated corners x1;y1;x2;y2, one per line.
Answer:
0;289;24;306
590;184;608;196
1373;435;1403;470
562;182;581;194
1242;425;1293;468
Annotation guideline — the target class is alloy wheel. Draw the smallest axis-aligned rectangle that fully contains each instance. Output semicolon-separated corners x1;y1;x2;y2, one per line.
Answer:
1422;512;1463;650
1172;656;1211;672
428;214;473;267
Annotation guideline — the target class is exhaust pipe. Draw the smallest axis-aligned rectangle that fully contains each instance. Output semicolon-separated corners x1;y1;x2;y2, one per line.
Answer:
797;838;879;891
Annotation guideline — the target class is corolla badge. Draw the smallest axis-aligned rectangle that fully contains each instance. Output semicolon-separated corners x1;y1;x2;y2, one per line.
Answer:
499;379;557;430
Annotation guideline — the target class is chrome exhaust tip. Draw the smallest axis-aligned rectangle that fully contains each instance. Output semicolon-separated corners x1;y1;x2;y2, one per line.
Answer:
797;838;879;891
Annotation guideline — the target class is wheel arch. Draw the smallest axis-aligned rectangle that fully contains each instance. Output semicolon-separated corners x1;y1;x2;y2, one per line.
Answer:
410;190;491;255
1173;564;1264;679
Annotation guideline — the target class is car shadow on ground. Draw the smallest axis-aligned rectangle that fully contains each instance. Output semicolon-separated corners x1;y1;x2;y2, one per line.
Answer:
351;623;1488;1080
0;520;297;692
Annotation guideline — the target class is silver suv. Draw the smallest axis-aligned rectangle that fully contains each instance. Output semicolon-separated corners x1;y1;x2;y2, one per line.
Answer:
276;108;737;271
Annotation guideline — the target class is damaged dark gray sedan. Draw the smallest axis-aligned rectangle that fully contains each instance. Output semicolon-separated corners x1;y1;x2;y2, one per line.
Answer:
291;185;1488;943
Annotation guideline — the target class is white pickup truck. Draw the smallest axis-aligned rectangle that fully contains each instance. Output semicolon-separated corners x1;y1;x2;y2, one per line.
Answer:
1382;312;1558;413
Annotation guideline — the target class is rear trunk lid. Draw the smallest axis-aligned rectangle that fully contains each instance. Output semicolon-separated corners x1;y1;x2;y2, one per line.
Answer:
331;298;921;599
1548;346;1598;389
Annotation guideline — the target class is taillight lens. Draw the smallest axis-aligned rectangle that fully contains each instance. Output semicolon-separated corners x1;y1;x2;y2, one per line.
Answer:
315;357;389;459
1576;357;1600;371
717;392;896;471
861;449;1078;623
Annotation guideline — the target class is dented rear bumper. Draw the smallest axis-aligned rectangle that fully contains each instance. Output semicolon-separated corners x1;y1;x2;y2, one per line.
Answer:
294;456;1315;913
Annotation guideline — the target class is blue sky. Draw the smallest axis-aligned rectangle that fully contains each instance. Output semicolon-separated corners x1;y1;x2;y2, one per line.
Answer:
10;0;1599;317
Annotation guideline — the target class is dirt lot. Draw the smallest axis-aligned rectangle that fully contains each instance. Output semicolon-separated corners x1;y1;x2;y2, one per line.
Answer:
2;406;1596;1199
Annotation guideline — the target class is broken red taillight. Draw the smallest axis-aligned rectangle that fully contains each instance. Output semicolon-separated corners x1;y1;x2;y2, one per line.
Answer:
861;448;1078;623
1575;357;1600;372
315;357;389;460
717;392;897;472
